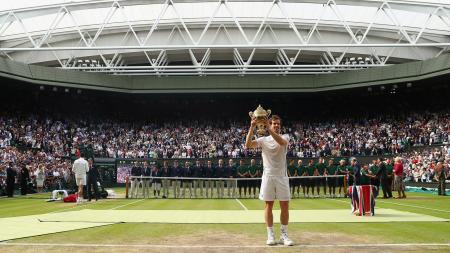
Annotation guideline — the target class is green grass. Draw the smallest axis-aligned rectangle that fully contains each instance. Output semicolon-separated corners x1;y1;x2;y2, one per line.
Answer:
13;222;450;244
1;190;449;251
118;199;245;210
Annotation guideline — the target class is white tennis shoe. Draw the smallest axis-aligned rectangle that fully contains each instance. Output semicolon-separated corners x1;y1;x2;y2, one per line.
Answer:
266;234;277;246
280;233;294;246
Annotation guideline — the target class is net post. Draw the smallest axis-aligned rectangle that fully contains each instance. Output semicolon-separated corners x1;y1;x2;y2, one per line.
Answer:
125;176;129;199
344;175;348;196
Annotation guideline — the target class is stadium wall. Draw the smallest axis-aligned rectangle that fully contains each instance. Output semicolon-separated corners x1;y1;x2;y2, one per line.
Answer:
0;53;449;93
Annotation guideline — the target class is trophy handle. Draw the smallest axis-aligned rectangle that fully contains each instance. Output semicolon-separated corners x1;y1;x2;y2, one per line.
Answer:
267;109;271;117
249;112;254;118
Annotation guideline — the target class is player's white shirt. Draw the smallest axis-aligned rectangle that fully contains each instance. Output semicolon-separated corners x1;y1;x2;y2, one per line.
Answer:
72;157;89;178
256;134;290;177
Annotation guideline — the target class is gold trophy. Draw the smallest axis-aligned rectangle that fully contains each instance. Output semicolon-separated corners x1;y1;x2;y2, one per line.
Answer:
249;105;271;135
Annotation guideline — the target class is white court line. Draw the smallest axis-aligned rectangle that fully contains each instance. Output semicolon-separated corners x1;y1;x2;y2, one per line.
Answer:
376;200;450;213
47;200;101;214
327;197;450;213
1;242;449;248
235;198;248;211
110;199;144;210
326;198;350;204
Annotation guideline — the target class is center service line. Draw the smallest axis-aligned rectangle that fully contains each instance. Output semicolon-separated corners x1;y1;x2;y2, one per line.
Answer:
235;199;249;211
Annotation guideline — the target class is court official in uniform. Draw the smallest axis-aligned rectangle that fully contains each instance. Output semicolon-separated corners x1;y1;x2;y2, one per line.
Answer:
152;165;163;198
287;160;297;198
225;159;236;198
170;160;182;198
6;162;17;198
306;160;315;198
193;160;203;198
385;159;394;198
203;160;214;198
315;158;327;197
376;158;391;198
87;158;99;201
237;160;248;198
20;162;30;196
435;159;447;196
161;161;170;198
326;159;337;198
182;161;193;198
297;160;307;198
142;162;152;198
248;159;259;198
350;158;361;186
336;160;347;197
215;159;225;198
130;162;142;198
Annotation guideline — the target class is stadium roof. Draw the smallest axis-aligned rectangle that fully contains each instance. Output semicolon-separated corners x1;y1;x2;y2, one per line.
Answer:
0;0;449;76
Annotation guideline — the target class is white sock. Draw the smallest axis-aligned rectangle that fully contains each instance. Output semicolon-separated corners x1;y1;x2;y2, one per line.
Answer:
267;227;275;238
281;224;288;235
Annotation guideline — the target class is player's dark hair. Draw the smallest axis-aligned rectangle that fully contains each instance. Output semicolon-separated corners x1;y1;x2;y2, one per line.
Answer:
270;115;282;124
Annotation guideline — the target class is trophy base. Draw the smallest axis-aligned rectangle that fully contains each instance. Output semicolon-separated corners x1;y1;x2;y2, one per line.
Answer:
255;121;267;136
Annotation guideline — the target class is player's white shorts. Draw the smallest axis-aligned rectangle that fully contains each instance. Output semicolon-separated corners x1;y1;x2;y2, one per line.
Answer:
259;175;291;201
75;176;86;186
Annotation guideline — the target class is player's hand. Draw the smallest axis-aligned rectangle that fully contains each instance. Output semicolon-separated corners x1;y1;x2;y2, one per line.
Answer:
250;117;257;128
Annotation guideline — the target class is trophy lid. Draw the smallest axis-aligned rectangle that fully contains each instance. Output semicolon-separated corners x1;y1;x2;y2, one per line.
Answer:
253;105;270;118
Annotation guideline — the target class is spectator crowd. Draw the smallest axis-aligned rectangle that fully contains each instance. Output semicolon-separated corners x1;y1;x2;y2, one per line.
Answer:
1;111;448;159
402;146;450;183
0;110;449;195
0;147;73;196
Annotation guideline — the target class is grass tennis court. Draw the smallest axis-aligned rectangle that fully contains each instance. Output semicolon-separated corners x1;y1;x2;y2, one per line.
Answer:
0;191;449;253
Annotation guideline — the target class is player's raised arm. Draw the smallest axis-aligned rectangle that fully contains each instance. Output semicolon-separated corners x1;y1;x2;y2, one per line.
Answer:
245;117;258;149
